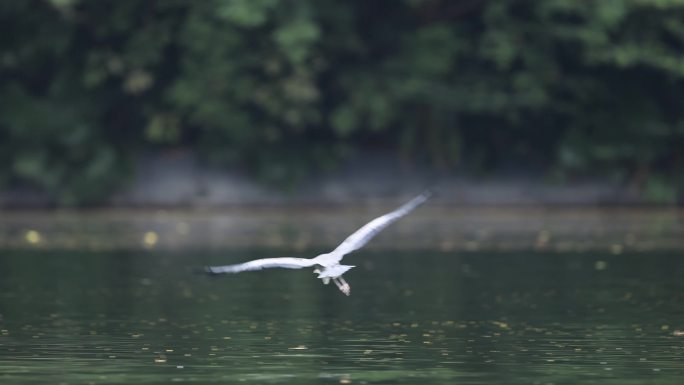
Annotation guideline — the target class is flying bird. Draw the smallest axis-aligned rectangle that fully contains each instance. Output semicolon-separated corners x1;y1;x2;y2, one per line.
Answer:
204;191;431;296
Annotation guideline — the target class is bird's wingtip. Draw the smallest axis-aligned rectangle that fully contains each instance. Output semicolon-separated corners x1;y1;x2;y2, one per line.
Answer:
193;266;220;276
412;189;433;203
422;187;437;198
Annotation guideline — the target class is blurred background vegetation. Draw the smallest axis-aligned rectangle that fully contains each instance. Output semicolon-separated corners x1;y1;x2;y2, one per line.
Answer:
1;0;684;205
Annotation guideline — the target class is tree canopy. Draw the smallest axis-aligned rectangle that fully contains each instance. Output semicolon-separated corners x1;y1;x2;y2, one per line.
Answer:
1;0;683;204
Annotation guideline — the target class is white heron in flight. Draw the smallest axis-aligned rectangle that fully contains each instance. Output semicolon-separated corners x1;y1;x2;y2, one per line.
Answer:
204;191;431;296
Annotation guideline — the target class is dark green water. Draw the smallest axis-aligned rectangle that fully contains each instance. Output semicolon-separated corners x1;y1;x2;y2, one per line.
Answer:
1;250;683;384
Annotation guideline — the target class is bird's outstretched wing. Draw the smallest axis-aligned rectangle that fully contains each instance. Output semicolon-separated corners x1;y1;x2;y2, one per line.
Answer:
327;190;431;261
205;257;317;274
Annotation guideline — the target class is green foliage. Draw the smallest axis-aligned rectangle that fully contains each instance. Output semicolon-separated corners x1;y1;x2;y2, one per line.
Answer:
1;0;684;204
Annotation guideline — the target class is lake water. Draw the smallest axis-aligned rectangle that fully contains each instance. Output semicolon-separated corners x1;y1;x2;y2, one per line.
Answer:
1;250;683;384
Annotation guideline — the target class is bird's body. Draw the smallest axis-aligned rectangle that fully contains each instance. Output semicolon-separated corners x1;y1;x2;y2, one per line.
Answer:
205;191;431;295
314;264;354;279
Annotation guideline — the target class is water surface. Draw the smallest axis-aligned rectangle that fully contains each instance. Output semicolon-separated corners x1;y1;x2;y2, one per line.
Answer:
1;250;683;384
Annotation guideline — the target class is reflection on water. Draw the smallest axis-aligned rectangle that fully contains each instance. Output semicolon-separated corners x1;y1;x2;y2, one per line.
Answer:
0;250;683;384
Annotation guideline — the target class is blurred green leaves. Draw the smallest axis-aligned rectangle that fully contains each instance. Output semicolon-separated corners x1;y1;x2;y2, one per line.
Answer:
217;0;278;27
1;0;684;204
